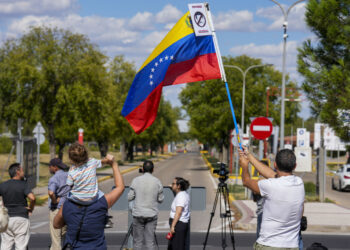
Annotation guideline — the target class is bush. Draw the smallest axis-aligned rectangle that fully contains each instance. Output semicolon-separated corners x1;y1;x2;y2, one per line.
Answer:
304;182;316;195
40;140;50;154
0;137;13;153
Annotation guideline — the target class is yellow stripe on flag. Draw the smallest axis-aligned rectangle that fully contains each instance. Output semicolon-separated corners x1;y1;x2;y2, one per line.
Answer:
138;12;194;72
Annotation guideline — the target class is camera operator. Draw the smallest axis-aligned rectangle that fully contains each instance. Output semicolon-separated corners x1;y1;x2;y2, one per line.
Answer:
128;160;164;250
239;147;304;250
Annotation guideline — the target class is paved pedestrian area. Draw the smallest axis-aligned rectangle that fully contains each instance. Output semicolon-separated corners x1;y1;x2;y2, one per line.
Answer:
234;200;350;233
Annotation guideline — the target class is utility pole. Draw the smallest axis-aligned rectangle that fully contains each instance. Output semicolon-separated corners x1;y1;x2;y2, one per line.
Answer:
318;125;326;202
16;118;23;164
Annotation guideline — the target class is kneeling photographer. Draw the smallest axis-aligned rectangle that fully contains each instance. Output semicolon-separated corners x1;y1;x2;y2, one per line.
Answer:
128;160;164;250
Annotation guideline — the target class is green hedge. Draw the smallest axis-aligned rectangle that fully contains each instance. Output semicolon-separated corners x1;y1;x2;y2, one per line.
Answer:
0;137;13;153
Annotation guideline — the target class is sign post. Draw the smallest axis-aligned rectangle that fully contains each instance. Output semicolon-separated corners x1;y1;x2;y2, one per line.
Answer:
33;122;45;185
78;128;84;145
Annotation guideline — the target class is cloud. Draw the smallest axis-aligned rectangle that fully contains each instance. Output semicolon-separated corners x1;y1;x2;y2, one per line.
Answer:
214;10;266;32
256;3;308;32
0;0;77;16
155;4;182;24
7;14;140;46
229;41;298;58
177;120;189;133
128;11;154;31
229;41;302;83
163;84;185;107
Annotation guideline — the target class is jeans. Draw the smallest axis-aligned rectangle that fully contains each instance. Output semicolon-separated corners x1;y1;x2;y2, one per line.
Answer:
256;213;263;239
132;216;157;250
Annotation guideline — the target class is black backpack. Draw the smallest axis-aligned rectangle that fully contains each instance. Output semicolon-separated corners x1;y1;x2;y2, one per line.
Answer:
306;242;328;250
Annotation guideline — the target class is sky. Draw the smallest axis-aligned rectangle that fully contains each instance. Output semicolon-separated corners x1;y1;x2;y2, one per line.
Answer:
0;0;314;132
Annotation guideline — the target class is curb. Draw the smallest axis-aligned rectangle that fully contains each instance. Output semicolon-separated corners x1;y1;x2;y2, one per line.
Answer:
200;152;236;203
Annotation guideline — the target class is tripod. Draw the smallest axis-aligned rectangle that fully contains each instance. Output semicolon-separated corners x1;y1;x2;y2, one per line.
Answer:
203;181;235;250
120;223;159;250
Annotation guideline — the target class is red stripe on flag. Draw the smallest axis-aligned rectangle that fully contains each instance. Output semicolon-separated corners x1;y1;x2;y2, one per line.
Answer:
125;83;163;134
163;53;221;86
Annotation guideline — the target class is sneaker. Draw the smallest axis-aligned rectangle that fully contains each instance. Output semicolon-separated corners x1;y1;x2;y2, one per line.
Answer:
105;219;113;228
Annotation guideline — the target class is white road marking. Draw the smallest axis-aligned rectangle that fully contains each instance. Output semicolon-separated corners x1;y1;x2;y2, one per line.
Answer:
31;221;48;229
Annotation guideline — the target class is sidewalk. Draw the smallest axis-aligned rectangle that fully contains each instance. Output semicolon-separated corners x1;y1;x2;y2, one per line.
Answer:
200;152;350;234
33;153;175;201
234;199;350;233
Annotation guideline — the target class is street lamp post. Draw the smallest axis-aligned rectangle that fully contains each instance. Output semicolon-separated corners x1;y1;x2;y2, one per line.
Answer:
224;64;272;134
270;0;305;149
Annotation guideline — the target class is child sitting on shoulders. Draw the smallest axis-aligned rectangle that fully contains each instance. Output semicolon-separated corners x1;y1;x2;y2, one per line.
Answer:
67;142;112;205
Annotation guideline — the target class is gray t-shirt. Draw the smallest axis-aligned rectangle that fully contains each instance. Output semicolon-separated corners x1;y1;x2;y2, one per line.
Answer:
128;173;164;217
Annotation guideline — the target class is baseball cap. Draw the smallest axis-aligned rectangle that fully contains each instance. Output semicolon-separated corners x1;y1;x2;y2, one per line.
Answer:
49;158;68;170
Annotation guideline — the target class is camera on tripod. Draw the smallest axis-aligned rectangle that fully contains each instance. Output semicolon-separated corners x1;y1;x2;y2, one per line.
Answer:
213;162;229;183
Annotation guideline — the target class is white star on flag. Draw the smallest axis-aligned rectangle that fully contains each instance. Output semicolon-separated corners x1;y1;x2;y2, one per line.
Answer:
159;58;163;63
165;56;169;60
170;55;174;60
150;81;153;85
155;62;158;67
151;68;155;72
149;75;153;79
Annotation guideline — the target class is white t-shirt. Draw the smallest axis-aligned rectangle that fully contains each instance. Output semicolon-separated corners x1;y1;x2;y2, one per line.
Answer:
170;191;190;223
257;175;305;248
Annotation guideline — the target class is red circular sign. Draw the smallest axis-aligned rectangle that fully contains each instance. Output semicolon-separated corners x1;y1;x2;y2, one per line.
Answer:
250;117;273;140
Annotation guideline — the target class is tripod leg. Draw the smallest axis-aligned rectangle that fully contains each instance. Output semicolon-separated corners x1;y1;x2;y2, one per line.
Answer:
223;184;235;250
220;186;227;250
203;187;220;250
154;231;159;250
120;224;133;250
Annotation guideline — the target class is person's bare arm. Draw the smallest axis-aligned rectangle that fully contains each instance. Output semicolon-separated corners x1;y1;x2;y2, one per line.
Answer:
170;206;183;234
53;205;65;229
26;193;36;215
241;147;276;179
104;156;125;208
48;190;60;204
239;152;260;194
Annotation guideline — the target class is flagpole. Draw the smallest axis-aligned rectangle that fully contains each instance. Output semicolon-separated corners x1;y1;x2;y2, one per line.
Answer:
204;3;243;151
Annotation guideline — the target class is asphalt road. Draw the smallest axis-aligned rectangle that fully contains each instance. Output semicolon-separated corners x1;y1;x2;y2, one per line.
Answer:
28;232;350;249
30;152;228;234
296;171;350;208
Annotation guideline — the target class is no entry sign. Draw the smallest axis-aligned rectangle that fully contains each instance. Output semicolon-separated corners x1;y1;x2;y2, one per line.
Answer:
250;117;273;140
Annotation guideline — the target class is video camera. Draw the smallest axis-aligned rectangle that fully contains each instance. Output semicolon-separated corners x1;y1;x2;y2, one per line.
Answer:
213;162;229;183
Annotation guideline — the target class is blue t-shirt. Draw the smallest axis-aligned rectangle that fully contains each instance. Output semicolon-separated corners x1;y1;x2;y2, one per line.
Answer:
48;170;70;209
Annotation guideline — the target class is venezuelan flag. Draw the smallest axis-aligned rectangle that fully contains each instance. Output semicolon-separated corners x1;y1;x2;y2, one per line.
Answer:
122;11;221;134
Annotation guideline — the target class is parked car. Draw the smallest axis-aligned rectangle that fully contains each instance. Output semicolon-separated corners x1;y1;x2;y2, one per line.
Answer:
332;164;350;191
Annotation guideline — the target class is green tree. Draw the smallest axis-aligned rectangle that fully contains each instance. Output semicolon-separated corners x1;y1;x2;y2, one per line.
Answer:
180;55;300;149
297;0;350;140
108;55;137;160
0;26;109;159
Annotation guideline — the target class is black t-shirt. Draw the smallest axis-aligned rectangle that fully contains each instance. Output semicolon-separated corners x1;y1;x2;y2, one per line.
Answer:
0;179;32;218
